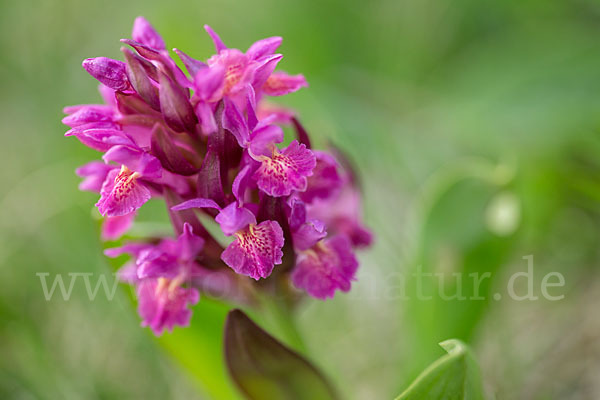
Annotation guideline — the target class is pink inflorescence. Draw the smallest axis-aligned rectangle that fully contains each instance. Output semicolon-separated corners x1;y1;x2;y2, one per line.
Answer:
64;17;372;335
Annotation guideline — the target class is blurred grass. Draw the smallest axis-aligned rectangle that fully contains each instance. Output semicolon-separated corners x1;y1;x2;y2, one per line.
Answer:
2;0;600;399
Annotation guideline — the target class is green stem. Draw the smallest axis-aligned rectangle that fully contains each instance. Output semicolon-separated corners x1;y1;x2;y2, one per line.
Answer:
257;293;306;354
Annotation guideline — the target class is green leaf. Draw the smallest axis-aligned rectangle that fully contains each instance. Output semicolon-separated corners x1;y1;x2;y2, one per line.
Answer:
395;339;485;400
224;309;338;400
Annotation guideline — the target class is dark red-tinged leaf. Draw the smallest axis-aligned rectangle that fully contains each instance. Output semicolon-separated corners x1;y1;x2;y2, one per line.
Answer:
122;47;160;111
158;72;197;133
224;309;338;400
150;123;200;176
291;117;311;148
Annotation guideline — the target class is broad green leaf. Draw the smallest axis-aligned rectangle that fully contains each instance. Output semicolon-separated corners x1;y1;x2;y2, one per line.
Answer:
395;339;485;400
224;309;338;400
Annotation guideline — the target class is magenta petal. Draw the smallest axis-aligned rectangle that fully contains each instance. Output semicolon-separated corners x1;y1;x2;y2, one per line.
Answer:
175;48;207;77
193;65;225;102
252;54;282;89
101;212;136;240
132;16;166;50
137;247;176;279
263;71;308;96
117;262;139;284
299;150;343;203
76;161;116;192
232;164;257;204
82;57;129;90
67;128;133;152
178;222;205;261
294;220;327;251
246;36;283;60
204;25;227;53
82;57;130;91
104;242;153;258
171;198;221;211
249;123;284;157
288;198;326;250
222;99;249;147
253;140;316;197
196;102;218;135
291;235;358;300
221;220;284;280
102;145;162;179
96;168;151;217
137;279;199;336
246;86;258;131
215;203;257;236
62;106;114;128
99;84;117;107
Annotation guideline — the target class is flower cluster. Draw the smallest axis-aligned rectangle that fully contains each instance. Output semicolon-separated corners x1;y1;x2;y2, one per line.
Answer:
64;17;372;335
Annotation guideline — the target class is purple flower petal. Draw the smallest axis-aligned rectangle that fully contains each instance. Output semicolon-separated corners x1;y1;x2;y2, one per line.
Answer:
246;36;282;60
252;54;282;89
104;242;153;258
222;99;249;147
137;278;199;335
307;185;373;248
101;212;136;240
175;48;207;77
291;235;358;299
232;164;257;204
62;106;114;128
102;145;162;179
249;123;284;157
82;57;130;91
76;161;116;192
193;65;225;102
132;16;166;51
171;198;221;211
215;202;256;236
96;167;151;217
253;140;316;197
66;128;133;152
221;220;284;280
262;71;308;96
288;199;326;250
204;25;227;53
195;102;218;135
299;150;343;203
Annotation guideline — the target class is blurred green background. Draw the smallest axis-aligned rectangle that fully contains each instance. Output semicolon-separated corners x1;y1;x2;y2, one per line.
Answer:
2;0;600;398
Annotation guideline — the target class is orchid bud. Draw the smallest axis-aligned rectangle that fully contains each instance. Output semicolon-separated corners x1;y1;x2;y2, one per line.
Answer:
82;57;130;91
